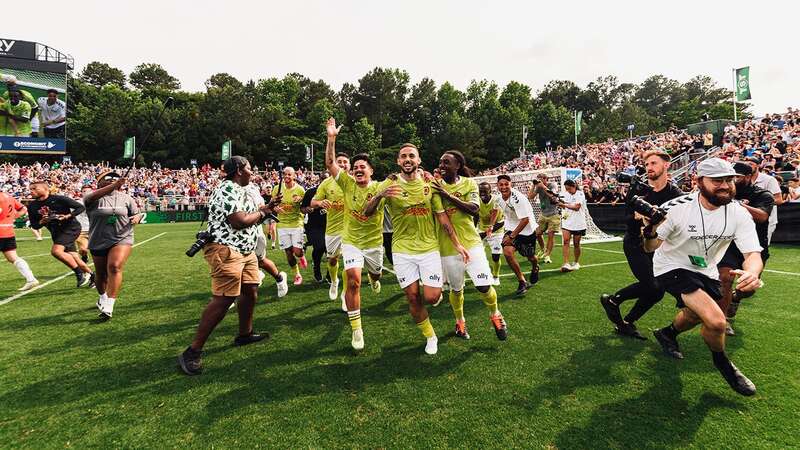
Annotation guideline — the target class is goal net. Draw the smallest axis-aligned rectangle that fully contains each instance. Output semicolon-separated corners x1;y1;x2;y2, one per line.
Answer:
472;167;621;243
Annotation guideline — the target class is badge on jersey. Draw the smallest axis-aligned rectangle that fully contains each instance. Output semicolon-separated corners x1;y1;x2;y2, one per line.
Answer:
688;255;708;268
106;215;119;225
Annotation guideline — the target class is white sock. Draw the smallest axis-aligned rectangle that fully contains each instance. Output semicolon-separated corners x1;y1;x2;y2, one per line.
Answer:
106;297;116;312
99;292;108;302
14;258;36;282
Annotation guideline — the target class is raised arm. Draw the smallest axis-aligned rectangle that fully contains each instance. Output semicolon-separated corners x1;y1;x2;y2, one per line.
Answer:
325;117;343;179
84;178;126;205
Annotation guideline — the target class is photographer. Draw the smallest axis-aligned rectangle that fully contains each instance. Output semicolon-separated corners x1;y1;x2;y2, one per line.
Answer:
600;150;683;339
646;158;762;396
529;173;560;264
178;156;281;376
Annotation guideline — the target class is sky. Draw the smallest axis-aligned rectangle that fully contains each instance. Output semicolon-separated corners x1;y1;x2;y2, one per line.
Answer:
5;0;798;116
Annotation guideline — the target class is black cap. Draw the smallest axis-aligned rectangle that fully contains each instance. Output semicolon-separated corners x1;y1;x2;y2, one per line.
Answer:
733;162;753;176
222;155;248;179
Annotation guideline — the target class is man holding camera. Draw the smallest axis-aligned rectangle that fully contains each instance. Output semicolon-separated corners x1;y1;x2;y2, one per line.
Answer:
600;150;683;339
645;158;762;396
178;156;281;376
530;173;560;264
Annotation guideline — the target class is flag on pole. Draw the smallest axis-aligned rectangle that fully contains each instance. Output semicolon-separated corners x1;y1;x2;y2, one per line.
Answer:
575;111;583;135
735;67;751;101
221;140;232;160
123;137;135;159
305;145;312;162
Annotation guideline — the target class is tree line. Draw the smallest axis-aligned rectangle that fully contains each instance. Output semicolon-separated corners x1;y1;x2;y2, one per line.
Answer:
58;61;749;177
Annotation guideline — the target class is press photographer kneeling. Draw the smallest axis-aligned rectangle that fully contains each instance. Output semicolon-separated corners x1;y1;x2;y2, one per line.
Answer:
178;156;282;376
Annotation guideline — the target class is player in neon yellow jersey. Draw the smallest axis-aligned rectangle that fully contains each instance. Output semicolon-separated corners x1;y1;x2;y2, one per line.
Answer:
478;182;505;285
311;152;349;303
274;167;307;285
364;143;469;355
323;118;385;350
433;151;508;341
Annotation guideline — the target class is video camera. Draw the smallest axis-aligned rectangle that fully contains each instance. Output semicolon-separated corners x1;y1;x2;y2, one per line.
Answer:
615;170;667;225
186;231;212;257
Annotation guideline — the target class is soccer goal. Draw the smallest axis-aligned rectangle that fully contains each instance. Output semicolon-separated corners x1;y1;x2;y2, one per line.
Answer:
472;167;621;244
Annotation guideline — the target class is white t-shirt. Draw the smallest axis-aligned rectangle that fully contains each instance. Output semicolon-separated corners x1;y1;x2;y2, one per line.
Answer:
497;188;536;236
37;97;67;129
654;192;761;280
561;190;587;231
754;172;780;227
244;183;266;237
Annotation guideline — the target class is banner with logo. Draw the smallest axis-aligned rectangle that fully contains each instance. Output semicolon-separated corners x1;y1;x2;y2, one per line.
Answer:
735;67;751;101
123;136;135;159
0;136;66;154
221;140;232;160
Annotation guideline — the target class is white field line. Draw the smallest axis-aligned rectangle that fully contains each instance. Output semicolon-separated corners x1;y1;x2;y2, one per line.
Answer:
0;232;167;306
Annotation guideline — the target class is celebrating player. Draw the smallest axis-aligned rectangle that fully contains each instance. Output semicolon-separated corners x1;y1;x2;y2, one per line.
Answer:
0;190;39;290
478;182;504;285
274;167;308;285
311;152;350;302
496;175;540;296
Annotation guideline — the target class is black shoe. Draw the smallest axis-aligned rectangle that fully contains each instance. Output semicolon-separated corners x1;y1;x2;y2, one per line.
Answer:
88;272;96;289
529;267;540;285
600;294;624;326
714;359;756;396
233;332;270;347
178;347;203;375
653;329;684;359
314;274;324;283
615;322;647;340
515;281;530;296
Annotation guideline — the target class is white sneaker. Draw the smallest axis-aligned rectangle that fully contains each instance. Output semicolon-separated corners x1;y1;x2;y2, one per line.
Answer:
492;276;500;286
341;289;347;312
571;262;581;271
560;263;573;272
99;298;114;319
424;336;438;355
370;279;381;294
276;272;288;298
543;256;552;264
95;297;104;312
257;270;266;286
351;328;365;351
329;279;339;300
18;280;39;291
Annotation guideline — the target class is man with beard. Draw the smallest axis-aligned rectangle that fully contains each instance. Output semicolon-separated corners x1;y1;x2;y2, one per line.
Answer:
364;143;469;355
717;163;774;336
600;150;683;339
646;158;762;396
478;182;504;286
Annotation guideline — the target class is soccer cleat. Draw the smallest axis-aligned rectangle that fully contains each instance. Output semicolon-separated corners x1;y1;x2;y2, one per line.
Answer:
276;272;288;298
95;297;103;312
233;332;269;346
560;263;573;272
298;256;308;269
351;328;365;351
515;281;529;296
543;255;552;264
615;322;647;340
653;329;684;359
75;272;85;288
88;272;96;289
293;273;303;286
490;313;508;341
571;262;581;271
370;278;381;294
455;320;470;340
600;294;624;327
18;280;39;291
424;336;438;355
313;270;324;283
178;347;203;375
329;279;339;300
529;267;540;285
714;360;756;396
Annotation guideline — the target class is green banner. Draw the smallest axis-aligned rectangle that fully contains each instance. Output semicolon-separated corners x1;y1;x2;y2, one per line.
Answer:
123;136;135;159
735;67;751;101
575;111;583;135
142;210;207;224
221;140;232;160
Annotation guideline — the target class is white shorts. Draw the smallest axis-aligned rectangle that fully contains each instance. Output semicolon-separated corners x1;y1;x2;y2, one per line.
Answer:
255;234;267;259
326;234;343;258
483;233;503;254
342;244;384;275
277;228;304;250
442;245;493;291
393;251;443;289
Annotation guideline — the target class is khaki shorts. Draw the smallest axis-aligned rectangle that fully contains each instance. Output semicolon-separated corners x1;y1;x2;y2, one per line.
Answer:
203;243;260;297
537;214;561;234
75;232;89;252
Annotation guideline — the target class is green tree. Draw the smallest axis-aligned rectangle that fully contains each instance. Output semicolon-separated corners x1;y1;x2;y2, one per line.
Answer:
130;63;181;91
79;61;127;89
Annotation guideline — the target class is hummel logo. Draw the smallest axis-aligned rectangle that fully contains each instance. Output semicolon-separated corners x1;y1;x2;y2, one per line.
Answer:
688;224;697;232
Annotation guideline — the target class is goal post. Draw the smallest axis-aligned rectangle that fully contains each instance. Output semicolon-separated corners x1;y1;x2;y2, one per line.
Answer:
472;167;621;244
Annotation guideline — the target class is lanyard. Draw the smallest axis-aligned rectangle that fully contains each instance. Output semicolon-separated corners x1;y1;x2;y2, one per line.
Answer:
697;196;727;258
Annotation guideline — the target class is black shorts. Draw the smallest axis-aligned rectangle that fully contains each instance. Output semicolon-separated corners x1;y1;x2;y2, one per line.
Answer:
717;244;769;270
44;125;65;139
51;227;80;252
91;246;116;257
305;228;325;249
504;231;536;258
0;236;17;252
656;269;722;308
563;228;586;236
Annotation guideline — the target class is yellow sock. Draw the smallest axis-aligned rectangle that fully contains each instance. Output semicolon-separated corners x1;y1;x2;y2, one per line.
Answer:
449;290;465;321
329;260;339;283
490;257;502;278
416;318;435;339
293;264;300;276
347;309;362;331
342;270;348;293
480;287;499;315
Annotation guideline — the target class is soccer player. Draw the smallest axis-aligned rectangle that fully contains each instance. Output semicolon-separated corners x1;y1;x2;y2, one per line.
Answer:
244;181;288;299
27;181;94;287
364;142;469;355
557;179;587;272
1;90;32;137
0;190;38;290
478;182;504;286
311;153;350;301
496;175;540;296
433;151;507;341
274;167;308;285
324;118;385;349
37;89;67;139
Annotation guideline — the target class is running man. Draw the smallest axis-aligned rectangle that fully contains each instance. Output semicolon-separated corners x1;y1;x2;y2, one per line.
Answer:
0;190;38;290
273;167;308;285
496;175;540;296
478;182;504;286
311;152;350;301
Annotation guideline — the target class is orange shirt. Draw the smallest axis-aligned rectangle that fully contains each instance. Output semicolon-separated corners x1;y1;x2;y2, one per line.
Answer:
0;192;25;238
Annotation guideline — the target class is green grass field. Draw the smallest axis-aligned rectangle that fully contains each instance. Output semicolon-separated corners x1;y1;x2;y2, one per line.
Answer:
1;223;798;449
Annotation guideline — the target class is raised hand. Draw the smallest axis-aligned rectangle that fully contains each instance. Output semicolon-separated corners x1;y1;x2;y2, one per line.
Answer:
379;184;404;199
326;117;343;138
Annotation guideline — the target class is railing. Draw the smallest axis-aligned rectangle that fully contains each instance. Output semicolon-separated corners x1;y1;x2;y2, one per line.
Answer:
669;147;716;185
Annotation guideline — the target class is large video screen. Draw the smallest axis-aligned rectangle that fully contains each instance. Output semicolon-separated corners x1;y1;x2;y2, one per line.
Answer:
0;67;67;154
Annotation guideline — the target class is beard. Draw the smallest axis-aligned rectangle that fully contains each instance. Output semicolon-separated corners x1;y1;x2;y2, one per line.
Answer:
699;181;734;207
647;169;664;180
400;162;417;175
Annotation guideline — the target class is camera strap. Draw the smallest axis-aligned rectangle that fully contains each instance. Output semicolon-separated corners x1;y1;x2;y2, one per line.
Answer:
697;196;727;258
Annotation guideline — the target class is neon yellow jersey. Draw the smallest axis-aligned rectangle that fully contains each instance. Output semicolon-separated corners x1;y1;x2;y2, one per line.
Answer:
384;176;443;255
437;177;482;256
334;172;384;249
2;101;32;136
313;176;345;236
479;193;505;230
275;183;305;229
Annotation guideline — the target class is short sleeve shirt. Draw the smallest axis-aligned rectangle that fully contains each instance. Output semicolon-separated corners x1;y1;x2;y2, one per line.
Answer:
313;176;345;236
384;176;443;255
335;171;385;250
0;192;24;238
498;188;536;236
206;180;258;254
478;194;505;229
84;191;139;250
437;177;482;256
275;183;306;229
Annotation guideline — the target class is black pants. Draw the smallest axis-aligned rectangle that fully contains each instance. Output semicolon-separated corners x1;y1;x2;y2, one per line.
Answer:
305;228;326;279
383;232;393;265
613;236;666;323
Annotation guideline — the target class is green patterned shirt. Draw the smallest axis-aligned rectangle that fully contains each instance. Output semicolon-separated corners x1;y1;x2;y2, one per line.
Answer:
207;180;258;254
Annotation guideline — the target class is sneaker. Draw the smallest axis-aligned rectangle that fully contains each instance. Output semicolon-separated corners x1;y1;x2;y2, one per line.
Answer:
298;256;308;269
95;296;104;312
543;255;552;264
515;281;530;296
233;332;269;346
424;336;438;355
600;294;624;327
490;313;508;341
293;273;303;286
75;272;86;288
560;263;573;272
18;280;39;291
492;276;500;286
571;262;581;271
313;270;324;283
257;270;266;286
725;321;736;336
177;346;203;375
341;289;347;312
370;278;381;294
351;328;365;351
329;279;339;300
714;359;756;396
653;329;684;359
88;272;96;288
615;322;647;340
529;267;540;285
276;272;288;298
455;320;470;340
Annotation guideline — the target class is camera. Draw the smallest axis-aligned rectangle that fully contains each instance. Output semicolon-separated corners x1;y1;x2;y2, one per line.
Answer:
616;170;666;224
628;195;667;225
186;231;212;257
